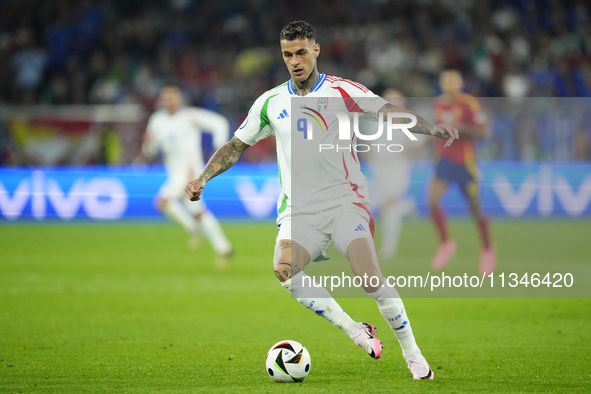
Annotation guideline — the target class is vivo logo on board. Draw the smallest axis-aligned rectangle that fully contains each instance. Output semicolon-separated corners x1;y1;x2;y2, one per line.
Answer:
492;165;591;217
0;171;128;220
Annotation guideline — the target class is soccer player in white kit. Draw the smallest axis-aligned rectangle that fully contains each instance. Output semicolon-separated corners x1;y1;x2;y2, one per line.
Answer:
143;85;233;265
185;22;458;380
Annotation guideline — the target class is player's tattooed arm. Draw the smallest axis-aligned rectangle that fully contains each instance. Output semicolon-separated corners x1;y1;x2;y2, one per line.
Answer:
378;103;459;147
199;136;249;183
273;240;303;281
185;136;249;201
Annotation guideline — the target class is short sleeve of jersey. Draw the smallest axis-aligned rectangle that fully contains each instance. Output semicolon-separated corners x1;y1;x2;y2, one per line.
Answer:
234;94;275;146
356;90;388;120
329;78;388;121
456;96;486;126
142;113;160;157
473;111;487;125
146;113;158;135
466;99;487;126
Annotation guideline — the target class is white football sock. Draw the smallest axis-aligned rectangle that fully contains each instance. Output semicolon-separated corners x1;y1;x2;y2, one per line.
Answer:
163;199;199;234
282;272;358;336
200;210;232;255
368;286;421;360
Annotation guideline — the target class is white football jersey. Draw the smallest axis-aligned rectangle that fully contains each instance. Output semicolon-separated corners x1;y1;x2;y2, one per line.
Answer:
145;107;229;176
235;73;388;221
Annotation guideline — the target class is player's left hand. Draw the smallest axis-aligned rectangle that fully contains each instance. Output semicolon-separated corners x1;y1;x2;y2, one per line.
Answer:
431;123;459;148
185;179;205;201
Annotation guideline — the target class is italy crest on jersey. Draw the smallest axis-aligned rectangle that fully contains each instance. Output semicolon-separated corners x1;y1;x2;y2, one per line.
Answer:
317;97;329;112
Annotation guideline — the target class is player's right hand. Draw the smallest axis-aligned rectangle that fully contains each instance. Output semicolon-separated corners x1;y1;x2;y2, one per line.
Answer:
185;179;205;201
432;123;459;148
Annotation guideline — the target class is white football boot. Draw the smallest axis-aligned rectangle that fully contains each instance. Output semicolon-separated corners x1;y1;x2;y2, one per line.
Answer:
349;322;383;359
406;354;434;380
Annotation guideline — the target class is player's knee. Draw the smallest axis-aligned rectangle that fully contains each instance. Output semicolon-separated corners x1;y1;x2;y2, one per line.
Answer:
273;260;293;282
428;198;440;211
471;204;484;220
428;191;440;209
428;200;437;210
383;197;396;209
273;239;294;282
467;197;484;218
157;198;168;211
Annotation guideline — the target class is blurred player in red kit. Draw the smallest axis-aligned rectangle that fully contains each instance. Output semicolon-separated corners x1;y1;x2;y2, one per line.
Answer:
428;70;495;275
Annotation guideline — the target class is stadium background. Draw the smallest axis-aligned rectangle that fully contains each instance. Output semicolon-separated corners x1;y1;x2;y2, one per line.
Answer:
1;0;591;221
1;0;590;392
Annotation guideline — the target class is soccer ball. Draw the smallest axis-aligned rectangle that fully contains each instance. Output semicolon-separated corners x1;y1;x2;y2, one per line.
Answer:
265;340;311;383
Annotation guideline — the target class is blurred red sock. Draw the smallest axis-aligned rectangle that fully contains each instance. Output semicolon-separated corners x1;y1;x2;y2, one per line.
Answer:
478;216;492;249
431;207;448;243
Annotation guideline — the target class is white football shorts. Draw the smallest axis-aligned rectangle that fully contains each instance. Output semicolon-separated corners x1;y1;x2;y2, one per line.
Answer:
276;203;375;262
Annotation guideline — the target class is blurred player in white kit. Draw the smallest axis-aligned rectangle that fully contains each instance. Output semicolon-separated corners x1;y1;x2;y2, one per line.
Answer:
366;89;422;259
142;84;233;265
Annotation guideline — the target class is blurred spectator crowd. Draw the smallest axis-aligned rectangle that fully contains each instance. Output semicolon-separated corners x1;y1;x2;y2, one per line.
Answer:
0;0;591;163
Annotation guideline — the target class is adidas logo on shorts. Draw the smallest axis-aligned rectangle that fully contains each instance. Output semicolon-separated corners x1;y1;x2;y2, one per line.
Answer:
354;224;366;232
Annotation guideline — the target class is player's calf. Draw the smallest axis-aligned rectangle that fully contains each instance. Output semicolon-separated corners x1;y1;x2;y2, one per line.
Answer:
281;272;363;350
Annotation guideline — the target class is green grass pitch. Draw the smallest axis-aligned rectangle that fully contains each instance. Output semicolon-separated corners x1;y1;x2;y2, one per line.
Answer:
1;220;590;393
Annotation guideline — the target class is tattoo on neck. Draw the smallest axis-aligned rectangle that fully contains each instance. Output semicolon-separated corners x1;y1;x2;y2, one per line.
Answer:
293;70;320;96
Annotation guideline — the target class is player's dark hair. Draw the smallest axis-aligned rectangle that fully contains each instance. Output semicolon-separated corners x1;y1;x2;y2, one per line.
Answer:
280;21;316;43
440;69;462;76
